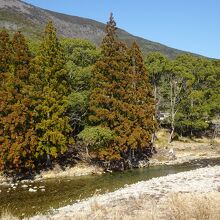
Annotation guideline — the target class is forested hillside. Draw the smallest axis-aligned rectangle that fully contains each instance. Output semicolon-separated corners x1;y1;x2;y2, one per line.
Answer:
0;14;219;175
0;0;202;59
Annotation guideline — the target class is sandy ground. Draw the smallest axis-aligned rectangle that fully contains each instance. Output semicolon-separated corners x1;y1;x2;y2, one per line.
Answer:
30;165;220;220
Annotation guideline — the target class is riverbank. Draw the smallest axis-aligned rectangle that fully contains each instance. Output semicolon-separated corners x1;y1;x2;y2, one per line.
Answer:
0;130;219;185
150;129;220;166
39;163;103;179
29;165;220;220
0;163;104;186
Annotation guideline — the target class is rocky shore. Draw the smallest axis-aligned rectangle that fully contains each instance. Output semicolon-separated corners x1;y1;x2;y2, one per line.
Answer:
30;165;220;220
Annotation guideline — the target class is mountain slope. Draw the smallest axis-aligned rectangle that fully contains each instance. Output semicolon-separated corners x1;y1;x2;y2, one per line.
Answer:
0;0;196;58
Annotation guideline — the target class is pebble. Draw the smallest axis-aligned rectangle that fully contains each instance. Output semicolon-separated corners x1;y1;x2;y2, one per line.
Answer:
30;166;220;220
29;188;37;192
21;179;30;183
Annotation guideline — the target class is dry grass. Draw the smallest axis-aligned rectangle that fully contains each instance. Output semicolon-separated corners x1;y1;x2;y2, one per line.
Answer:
56;191;220;220
152;129;220;163
155;129;170;147
155;129;220;149
0;173;9;185
0;210;18;220
41;163;103;179
165;192;220;220
3;191;219;220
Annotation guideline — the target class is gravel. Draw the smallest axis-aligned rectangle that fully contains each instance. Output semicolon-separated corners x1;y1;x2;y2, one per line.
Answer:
30;165;220;220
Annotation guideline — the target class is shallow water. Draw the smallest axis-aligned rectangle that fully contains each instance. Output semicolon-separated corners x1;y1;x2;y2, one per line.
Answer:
0;158;220;217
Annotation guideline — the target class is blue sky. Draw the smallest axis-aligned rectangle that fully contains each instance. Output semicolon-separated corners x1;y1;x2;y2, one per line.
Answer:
23;0;220;58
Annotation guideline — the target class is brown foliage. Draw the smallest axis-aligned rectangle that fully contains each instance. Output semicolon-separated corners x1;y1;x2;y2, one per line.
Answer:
89;14;156;161
0;31;37;172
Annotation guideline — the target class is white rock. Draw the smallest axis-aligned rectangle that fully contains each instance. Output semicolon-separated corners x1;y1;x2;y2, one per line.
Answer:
29;166;220;220
21;179;30;183
21;184;28;188
29;188;37;192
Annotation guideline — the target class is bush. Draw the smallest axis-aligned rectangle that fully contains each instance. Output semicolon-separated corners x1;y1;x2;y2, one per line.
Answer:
78;126;115;151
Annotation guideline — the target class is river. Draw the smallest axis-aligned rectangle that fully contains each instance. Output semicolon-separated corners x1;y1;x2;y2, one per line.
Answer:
0;158;220;218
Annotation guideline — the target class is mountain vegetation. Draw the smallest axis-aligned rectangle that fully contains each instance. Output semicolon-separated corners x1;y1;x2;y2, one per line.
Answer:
0;11;219;175
0;0;202;59
145;53;220;142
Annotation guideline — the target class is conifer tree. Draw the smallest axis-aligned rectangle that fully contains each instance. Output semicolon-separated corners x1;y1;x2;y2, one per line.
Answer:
126;42;156;156
0;30;11;75
89;13;130;160
0;31;37;171
31;21;73;164
89;14;156;162
0;30;12;170
0;30;11;121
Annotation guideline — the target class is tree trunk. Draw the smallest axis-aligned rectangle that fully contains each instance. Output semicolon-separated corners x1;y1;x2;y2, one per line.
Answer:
169;124;174;143
46;154;51;167
169;79;176;143
132;149;135;160
85;146;90;159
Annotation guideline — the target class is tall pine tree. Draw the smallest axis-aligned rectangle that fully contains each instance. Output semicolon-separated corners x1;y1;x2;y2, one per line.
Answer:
30;21;73;165
0;29;12;170
89;13;130;160
126;42;156;158
0;31;37;171
89;14;156;163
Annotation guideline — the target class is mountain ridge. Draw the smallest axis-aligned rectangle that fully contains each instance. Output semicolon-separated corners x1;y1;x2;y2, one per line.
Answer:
0;0;202;58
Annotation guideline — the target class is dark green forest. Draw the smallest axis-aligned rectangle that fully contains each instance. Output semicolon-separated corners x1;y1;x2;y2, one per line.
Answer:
0;15;219;174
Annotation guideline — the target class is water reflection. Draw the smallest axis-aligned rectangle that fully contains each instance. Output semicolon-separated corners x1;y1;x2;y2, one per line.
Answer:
0;158;219;217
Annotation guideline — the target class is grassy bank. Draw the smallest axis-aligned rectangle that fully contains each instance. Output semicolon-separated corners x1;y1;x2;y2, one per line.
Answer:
39;163;103;180
151;129;220;165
